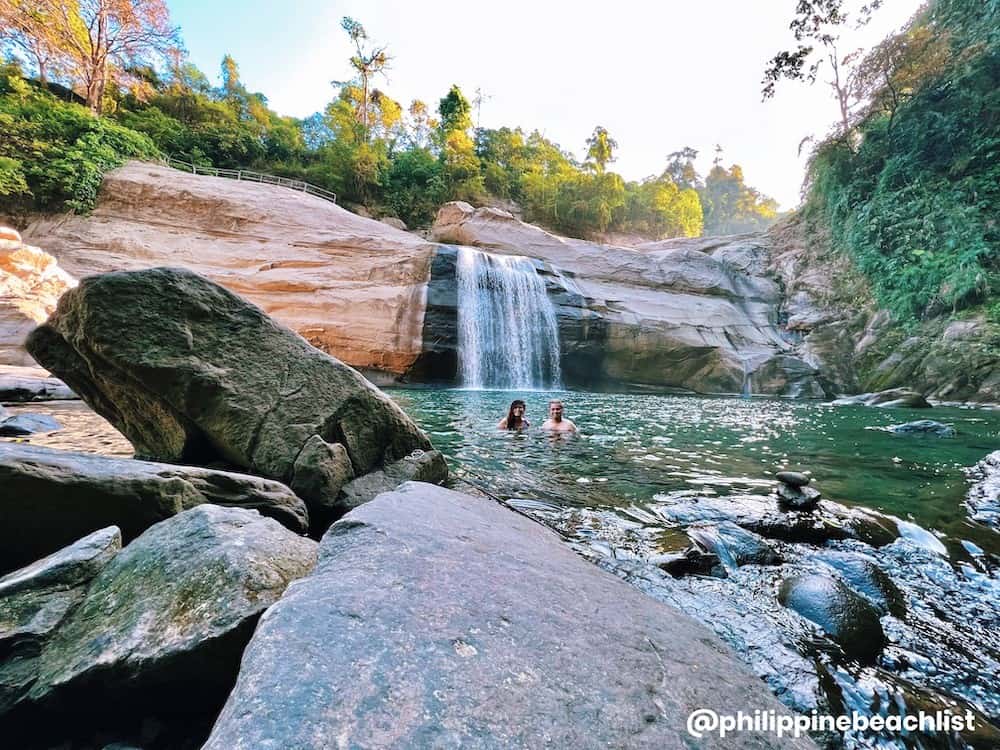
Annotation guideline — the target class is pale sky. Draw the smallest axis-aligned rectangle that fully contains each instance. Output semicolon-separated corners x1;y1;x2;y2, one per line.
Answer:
170;0;924;210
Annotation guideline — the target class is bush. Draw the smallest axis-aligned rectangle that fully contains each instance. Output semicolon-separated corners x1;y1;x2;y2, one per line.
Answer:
0;67;160;213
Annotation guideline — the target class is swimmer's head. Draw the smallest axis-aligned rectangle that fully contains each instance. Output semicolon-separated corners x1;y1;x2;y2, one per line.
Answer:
505;400;527;429
548;399;564;421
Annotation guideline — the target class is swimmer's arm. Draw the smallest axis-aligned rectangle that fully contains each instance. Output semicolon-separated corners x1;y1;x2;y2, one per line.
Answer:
497;418;508;429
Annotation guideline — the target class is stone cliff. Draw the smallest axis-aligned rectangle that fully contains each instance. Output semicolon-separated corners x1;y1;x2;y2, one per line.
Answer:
17;161;436;382
430;201;829;396
7;161;995;401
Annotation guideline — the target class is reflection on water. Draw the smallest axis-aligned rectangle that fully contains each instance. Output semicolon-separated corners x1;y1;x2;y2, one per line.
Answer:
2;401;133;457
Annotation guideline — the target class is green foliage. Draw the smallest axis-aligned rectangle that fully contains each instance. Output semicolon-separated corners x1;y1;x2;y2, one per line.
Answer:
0;65;159;213
804;0;999;323
701;163;779;235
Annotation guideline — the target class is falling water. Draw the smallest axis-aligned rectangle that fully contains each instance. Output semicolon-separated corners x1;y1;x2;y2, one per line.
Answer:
457;247;562;390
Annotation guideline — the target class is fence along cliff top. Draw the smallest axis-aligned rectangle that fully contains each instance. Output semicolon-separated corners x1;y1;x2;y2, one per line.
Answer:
162;157;337;204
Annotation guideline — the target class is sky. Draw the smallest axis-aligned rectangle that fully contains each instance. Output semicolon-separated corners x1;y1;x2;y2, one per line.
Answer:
168;0;924;210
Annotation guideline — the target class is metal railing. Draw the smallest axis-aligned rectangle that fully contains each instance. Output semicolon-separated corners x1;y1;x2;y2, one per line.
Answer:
161;157;337;204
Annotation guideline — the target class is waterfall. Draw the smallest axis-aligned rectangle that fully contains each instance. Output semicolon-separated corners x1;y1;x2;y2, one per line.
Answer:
456;247;562;390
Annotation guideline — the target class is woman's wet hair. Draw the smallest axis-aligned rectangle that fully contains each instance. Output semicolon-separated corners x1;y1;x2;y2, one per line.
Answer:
505;399;527;430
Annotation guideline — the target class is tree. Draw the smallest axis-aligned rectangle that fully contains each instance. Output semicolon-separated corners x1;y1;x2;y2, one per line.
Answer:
761;0;883;134
663;147;700;190
438;84;472;134
0;1;65;87
0;0;180;113
336;16;389;140
585;126;616;174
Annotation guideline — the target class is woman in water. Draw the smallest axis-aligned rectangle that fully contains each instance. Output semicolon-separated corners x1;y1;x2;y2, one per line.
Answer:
497;399;530;430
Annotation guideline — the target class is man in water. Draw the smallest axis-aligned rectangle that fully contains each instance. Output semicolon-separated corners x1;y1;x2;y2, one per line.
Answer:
541;399;577;433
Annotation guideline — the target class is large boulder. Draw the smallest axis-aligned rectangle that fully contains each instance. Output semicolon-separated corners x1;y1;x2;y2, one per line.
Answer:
204;482;812;749
0;527;121;715
25;267;447;527
3;505;317;746
0;443;309;573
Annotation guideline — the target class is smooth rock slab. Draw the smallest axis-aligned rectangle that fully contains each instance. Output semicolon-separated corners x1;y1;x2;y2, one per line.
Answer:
204;482;813;750
5;505;316;742
0;443;309;574
0;372;76;402
0;412;62;436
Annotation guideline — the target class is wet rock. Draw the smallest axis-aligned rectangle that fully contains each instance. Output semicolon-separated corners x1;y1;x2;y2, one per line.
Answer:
656;493;896;547
687;522;783;567
3;505;317;744
885;420;955;437
965;449;1000;529
776;470;810;487
0;412;61;436
25;267;446;530
0;443;309;574
338;449;449;510
0;527;121;714
656;546;727;578
776;484;821;510
204;482;810;749
832;388;931;408
0;371;76;402
0;404;7;421
813;550;906;617
778;574;886;663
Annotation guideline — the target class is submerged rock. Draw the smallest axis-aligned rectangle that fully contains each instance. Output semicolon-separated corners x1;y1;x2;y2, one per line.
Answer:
3;505;316;746
0;412;61;436
204;482;809;749
0;527;121;714
687;521;783;568
813;550;906;617
778;574;886;663
885;419;955;437
656;546;728;578
0;443;309;574
25;267;446;530
964;450;1000;529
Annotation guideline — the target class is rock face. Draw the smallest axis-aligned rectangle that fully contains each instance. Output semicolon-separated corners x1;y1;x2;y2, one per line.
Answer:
430;202;830;396
0;442;309;573
767;215;1000;404
25;267;446;525
0;227;77;367
832;388;932;408
3;505;317;746
778;574;886;663
204;482;812;749
20;162;436;380
0;527;121;715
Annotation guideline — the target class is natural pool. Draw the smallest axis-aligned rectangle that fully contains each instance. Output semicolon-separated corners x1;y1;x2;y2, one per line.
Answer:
8;389;1000;747
390;388;1000;556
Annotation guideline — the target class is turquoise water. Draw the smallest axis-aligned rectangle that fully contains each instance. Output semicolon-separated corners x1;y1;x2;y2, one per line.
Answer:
389;389;1000;556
